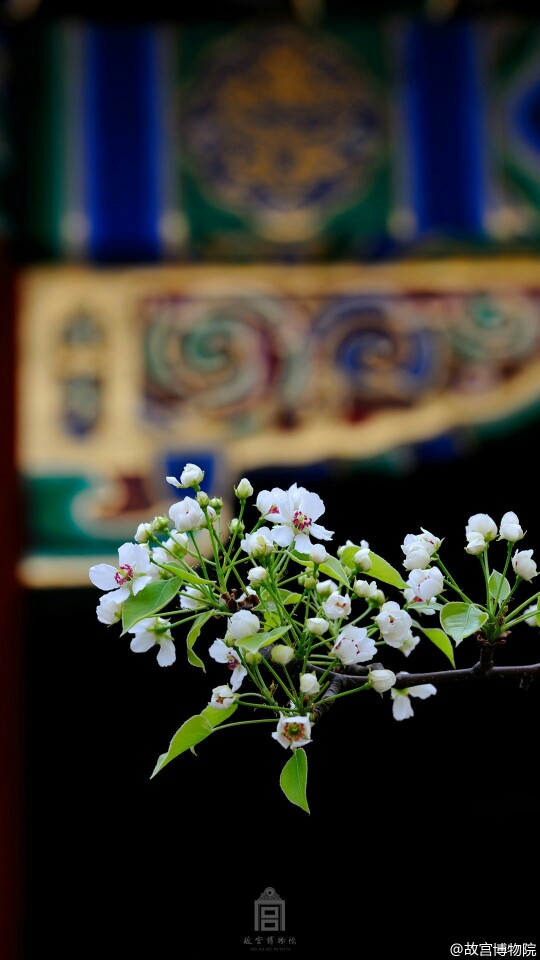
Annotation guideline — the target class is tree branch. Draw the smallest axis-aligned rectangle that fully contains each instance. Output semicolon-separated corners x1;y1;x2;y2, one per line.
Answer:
307;660;540;690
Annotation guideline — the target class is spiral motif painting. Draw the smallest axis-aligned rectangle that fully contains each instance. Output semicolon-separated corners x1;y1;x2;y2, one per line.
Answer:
141;293;309;424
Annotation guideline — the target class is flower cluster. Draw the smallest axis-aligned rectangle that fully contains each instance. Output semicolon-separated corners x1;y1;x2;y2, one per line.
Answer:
89;468;540;811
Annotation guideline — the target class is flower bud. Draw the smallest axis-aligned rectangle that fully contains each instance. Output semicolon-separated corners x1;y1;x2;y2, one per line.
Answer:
152;515;170;533
299;672;320;696
229;518;245;534
134;522;153;544
309;544;328;564
271;644;295;666
512;549;538;582
306;617;329;635
247;566;267;587
209;497;223;511
354;547;372;571
180;463;205;487
196;490;210;508
235;478;254;499
369;668;397;694
301;575;318;589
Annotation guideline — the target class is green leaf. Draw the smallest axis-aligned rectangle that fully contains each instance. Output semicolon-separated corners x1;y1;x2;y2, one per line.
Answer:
161;562;212;587
121;578;181;635
488;570;511;605
200;702;238;727
340;544;408;589
439;602;488;646
150;715;213;777
366;552;408;589
318;556;350;588
417;626;455;668
236;625;290;654
280;748;310;813
277;589;303;606
186;611;215;670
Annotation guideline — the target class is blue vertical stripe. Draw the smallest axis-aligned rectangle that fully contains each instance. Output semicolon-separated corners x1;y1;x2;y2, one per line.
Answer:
403;21;484;236
86;25;161;262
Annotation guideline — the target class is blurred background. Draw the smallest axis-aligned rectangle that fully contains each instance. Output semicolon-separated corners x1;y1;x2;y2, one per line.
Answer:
2;0;540;956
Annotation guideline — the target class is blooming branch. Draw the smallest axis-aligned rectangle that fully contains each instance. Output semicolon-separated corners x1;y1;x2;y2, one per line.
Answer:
89;473;540;811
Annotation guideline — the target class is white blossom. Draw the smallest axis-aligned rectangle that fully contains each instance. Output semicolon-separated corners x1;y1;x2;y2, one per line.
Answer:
247;566;268;587
271;644;295;666
306;617;329;635
169;496;205;533
332;625;377;665
396;631;421;658
234;478;254;499
96;591;124;625
524;604;540;627
499;511;524;543
512;549;538;582
465;531;487;555
89;541;159;600
375;601;413;648
134;522;153;544
271;714;312;750
309;544;328;564
179;586;207;610
316;579;338;596
208;639;247;691
466;513;498;542
369;668;396;694
353;579;385;603
240;527;275;557
261;483;334;554
181;463;205;487
406;567;445;602
322;592;351;621
391;678;437;720
354;541;372;571
210;684;237;710
299;672;320;696
228;610;260;640
129;617;176;667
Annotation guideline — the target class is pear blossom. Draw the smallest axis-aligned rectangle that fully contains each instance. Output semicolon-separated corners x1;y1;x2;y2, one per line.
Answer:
332;625;377;665
208;639;247;691
129;617;176;667
396;630;421;657
354;541;372;571
89;541;159;600
240;527;275;557
401;528;441;571
134;522;153;544
96;591;124;625
369;668;397;694
316;579;338;596
179;585;208;610
180;463;205;487
227;610;260;640
406;567;445;602
306;617;329;635
255;486;287;517
234;477;253;499
512;549;538;581
466;513;498;542
402;587;437;615
524;604;540;627
375;601;413;648
247;566;268;587
499;511;524;542
260;483;334;554
390;678;437;720
299;672;320;696
309;544;328;564
210;684;237;710
323;591;352;620
353;579;385;603
465;531;487;555
152;533;190;567
272;714;312;750
271;644;295;666
169;496;205;533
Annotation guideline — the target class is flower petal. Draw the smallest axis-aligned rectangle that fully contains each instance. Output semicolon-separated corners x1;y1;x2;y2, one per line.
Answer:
156;638;176;667
89;563;118;591
130;634;156;654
